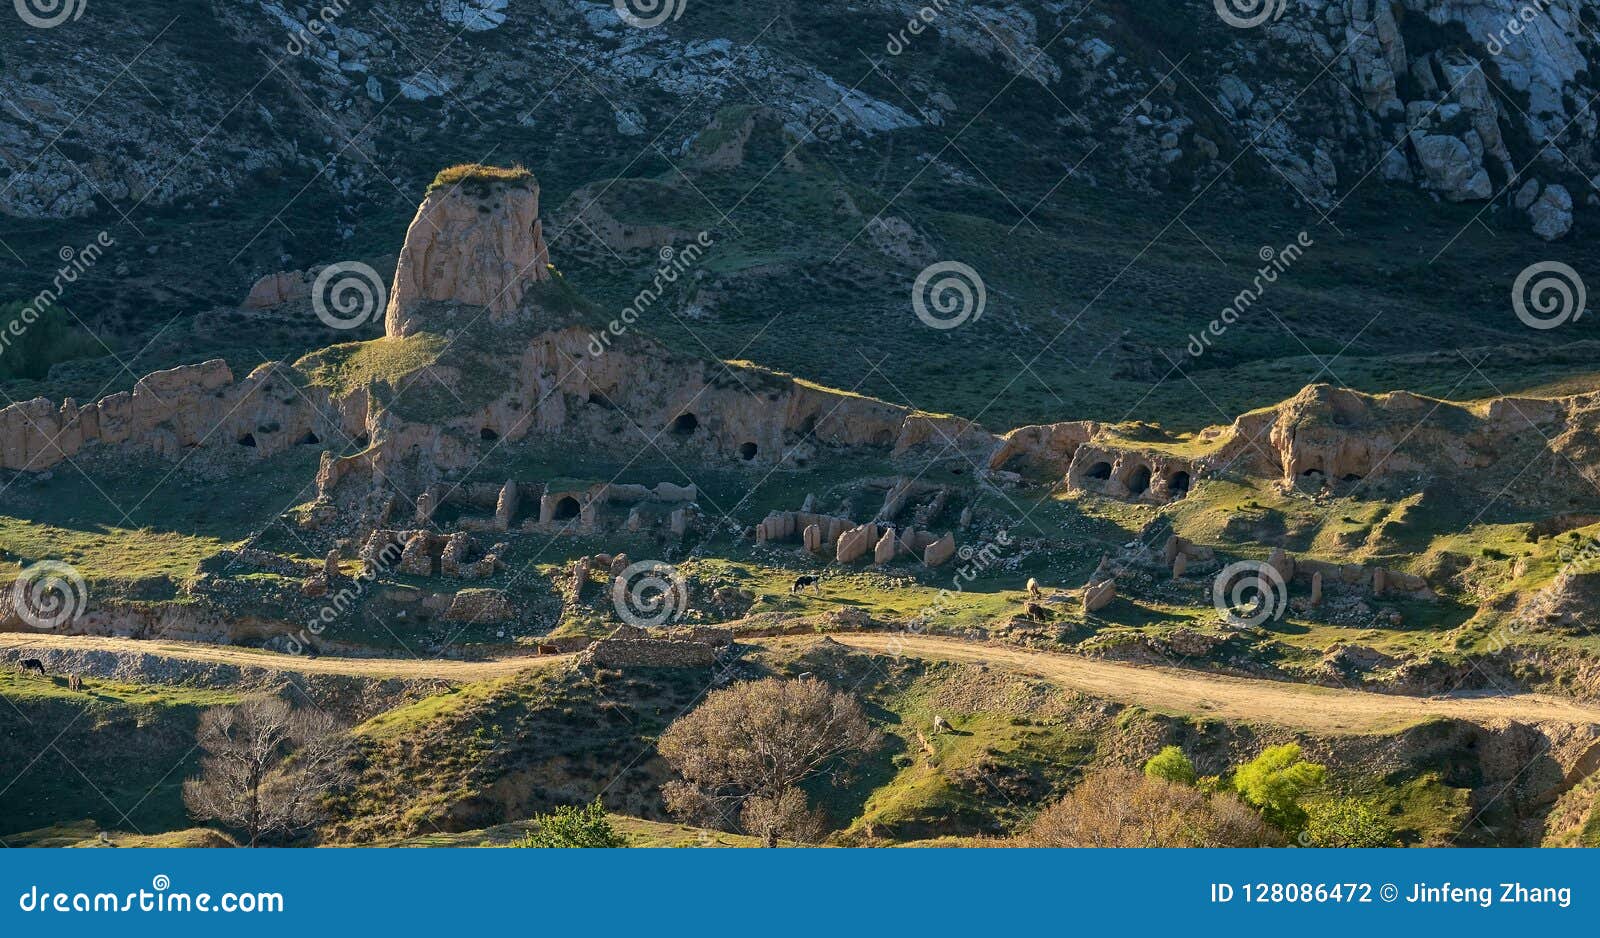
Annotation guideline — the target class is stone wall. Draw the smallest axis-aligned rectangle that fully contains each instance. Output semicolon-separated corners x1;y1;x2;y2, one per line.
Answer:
587;638;716;668
0;358;365;473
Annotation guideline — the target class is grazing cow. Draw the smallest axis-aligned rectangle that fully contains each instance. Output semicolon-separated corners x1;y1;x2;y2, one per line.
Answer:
536;643;560;656
19;658;45;676
1025;601;1050;621
67;673;82;692
791;575;822;595
932;714;952;734
1026;578;1042;599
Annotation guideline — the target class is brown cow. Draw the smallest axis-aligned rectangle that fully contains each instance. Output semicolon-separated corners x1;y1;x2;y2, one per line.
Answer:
19;658;45;676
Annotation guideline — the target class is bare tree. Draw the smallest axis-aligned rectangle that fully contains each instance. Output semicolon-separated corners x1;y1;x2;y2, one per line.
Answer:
1021;767;1280;848
182;697;353;847
658;677;880;847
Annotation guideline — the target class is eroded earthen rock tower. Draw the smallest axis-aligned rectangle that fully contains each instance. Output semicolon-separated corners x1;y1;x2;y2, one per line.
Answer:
385;165;552;337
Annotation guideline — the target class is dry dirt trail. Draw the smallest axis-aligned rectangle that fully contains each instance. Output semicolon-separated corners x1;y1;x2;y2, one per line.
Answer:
831;634;1600;734
11;632;1600;734
0;633;573;681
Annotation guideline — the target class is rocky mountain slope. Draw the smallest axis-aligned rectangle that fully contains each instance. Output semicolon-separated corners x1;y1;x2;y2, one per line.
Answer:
4;1;1600;435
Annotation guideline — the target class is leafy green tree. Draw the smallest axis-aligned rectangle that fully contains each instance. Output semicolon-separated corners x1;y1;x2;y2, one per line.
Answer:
516;799;627;848
1302;798;1397;848
1232;744;1327;831
1144;746;1197;786
0;301;98;381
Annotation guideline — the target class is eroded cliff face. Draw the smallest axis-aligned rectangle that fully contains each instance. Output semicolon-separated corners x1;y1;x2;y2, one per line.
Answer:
0;358;368;473
5;163;1600;514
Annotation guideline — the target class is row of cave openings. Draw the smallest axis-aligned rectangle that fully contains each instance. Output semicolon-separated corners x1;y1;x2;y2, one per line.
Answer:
1298;466;1364;483
667;411;759;461
1081;460;1192;498
471;408;763;462
237;429;334;448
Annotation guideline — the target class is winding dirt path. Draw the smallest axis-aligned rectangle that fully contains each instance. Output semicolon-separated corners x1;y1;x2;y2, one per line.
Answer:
0;633;573;680
10;631;1600;734
830;634;1600;734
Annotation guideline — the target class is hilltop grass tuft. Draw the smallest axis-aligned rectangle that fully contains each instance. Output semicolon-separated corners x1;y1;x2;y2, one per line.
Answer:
427;163;535;194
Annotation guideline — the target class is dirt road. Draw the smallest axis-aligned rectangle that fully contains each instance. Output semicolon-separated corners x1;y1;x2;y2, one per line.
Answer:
10;631;1600;733
831;634;1600;734
0;633;572;681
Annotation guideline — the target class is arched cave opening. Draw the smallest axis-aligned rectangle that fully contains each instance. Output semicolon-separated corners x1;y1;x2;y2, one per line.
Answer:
739;442;758;461
297;431;321;446
1168;471;1191;496
237;433;257;447
671;413;699;435
1085;461;1112;480
552;496;582;521
480;427;499;441
1127;465;1152;495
